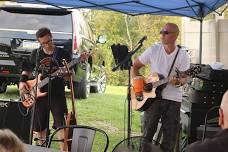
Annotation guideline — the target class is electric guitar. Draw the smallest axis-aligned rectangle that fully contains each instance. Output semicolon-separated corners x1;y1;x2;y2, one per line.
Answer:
21;57;81;108
131;66;201;111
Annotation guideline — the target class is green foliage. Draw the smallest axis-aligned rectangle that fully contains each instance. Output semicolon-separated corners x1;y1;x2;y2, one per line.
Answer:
89;10;181;85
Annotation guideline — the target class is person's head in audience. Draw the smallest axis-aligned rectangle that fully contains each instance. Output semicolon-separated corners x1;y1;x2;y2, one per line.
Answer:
219;90;228;129
0;129;25;152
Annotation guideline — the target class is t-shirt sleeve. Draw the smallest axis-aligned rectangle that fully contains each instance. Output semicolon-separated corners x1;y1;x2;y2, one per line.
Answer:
138;47;152;65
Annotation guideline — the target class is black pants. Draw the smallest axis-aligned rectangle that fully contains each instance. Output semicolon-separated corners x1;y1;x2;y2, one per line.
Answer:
142;98;181;152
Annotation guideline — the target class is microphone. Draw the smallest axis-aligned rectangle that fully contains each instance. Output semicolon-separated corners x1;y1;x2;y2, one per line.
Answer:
138;36;147;44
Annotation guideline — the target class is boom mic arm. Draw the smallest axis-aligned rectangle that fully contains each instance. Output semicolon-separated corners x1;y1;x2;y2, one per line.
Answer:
138;36;147;44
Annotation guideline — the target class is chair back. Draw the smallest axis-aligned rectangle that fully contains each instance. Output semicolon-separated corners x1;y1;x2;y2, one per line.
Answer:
48;125;109;152
202;106;220;141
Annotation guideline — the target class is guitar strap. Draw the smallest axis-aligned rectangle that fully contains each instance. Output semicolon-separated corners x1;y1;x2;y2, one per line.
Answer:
167;45;181;77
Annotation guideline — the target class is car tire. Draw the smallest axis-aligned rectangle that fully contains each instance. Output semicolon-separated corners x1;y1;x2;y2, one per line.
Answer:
74;64;91;99
90;73;107;93
0;80;7;93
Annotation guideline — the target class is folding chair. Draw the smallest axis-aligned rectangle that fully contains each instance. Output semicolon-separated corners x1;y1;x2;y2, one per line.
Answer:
201;106;221;141
48;125;109;152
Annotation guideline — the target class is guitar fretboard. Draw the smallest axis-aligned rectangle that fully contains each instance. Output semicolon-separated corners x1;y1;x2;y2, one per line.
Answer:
152;77;169;88
151;67;199;88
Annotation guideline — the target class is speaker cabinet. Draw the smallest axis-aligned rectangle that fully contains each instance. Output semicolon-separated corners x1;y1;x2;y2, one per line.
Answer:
0;99;32;144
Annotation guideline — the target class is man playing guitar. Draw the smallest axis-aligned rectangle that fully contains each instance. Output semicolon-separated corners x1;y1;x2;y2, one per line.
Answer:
19;27;71;150
132;23;190;152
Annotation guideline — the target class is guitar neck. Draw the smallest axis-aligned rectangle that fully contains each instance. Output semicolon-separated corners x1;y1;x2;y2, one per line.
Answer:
37;57;80;89
68;57;80;69
37;76;53;89
152;67;199;88
153;77;169;88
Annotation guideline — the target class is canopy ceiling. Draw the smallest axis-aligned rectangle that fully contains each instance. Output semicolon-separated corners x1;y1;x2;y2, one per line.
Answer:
14;0;228;20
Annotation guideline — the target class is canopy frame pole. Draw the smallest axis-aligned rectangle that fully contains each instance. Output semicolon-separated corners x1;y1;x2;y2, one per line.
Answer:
199;19;203;64
199;3;204;64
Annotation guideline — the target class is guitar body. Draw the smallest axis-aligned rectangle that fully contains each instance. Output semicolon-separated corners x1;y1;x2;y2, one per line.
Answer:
131;66;201;111
131;87;156;111
131;73;165;111
21;78;47;108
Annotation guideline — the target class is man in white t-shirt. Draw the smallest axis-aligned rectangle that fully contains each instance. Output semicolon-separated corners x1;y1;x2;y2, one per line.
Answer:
132;23;190;152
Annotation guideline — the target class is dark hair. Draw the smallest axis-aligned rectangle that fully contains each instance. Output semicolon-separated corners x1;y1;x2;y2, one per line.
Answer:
36;27;52;39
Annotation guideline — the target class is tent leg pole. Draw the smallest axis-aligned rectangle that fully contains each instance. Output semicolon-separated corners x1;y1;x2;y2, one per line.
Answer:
199;19;203;64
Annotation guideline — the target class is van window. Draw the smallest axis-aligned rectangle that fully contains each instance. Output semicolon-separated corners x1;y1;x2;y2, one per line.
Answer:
0;10;72;33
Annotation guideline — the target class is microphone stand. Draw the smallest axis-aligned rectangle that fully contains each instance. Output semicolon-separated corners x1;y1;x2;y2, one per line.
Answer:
112;37;146;145
43;73;52;146
43;55;57;146
28;48;40;144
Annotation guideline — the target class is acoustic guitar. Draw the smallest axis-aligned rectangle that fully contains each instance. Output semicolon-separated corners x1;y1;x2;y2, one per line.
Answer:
131;66;201;111
62;59;77;151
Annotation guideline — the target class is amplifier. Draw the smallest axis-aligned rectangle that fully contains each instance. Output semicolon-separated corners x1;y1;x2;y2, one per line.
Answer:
191;78;228;94
0;99;32;144
188;87;223;105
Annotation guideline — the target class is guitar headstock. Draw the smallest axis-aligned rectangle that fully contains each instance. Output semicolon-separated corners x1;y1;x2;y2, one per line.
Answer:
52;67;70;77
185;66;201;78
175;66;201;78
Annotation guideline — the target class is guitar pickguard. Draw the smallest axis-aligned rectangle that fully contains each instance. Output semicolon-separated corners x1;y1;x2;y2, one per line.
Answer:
21;90;36;108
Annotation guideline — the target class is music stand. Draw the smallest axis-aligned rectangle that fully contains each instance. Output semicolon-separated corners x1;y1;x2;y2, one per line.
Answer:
111;36;147;144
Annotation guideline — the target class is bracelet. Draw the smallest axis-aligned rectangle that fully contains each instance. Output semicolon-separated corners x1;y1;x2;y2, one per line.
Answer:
20;75;28;82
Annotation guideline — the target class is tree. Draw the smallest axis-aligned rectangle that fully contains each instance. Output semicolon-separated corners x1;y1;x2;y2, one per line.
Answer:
88;10;181;85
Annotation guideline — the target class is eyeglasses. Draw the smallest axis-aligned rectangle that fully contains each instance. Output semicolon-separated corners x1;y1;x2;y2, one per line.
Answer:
40;39;53;47
160;30;177;35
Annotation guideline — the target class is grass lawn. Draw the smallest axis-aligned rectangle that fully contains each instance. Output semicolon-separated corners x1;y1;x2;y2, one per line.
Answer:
0;85;142;152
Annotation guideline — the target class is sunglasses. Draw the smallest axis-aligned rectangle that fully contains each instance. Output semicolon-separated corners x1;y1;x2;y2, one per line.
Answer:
160;30;176;35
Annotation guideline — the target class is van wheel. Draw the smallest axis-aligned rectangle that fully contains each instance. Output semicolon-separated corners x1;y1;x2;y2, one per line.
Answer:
90;74;107;93
74;64;90;99
0;80;7;93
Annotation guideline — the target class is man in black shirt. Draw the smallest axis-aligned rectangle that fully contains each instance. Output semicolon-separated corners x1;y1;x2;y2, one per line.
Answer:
186;90;228;152
19;27;71;149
